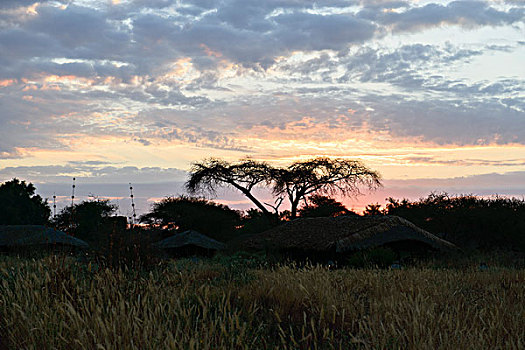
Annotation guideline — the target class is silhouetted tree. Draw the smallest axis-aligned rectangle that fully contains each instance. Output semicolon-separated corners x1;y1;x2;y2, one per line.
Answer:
363;203;384;216
186;157;381;220
186;158;274;218
272;158;381;218
53;199;117;243
238;208;278;234
298;195;358;218
384;193;525;251
0;178;50;225
140;196;241;242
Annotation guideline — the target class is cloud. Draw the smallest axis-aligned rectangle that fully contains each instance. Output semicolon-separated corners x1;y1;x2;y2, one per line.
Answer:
361;95;525;145
0;1;67;10
399;157;525;167
361;1;525;32
0;0;523;163
374;171;525;204
0;164;188;184
273;12;377;51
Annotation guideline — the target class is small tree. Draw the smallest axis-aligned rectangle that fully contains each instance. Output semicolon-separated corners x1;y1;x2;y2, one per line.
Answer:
53;199;117;243
238;209;278;234
0;178;50;225
363;203;384;216
272;158;381;218
140;196;241;242
298;195;357;218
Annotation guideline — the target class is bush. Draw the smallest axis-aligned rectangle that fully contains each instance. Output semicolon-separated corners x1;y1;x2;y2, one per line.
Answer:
385;193;525;252
52;199;117;243
238;209;278;234
298;195;358;218
140;196;242;242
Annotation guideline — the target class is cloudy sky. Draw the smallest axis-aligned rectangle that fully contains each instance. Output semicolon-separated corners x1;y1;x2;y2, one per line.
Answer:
0;0;524;216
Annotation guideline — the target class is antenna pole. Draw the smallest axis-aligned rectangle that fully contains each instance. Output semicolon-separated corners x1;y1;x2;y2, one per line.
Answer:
69;177;76;234
71;177;76;206
129;183;137;226
53;192;56;218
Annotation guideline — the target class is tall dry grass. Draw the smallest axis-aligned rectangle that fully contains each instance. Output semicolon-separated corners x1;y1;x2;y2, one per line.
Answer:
1;255;524;349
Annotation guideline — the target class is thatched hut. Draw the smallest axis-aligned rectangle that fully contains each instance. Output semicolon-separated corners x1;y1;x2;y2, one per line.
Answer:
153;230;226;257
241;215;458;260
0;225;89;251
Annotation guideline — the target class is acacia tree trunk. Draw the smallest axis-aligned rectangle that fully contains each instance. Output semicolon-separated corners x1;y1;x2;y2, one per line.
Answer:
289;196;301;219
226;182;276;221
241;188;273;218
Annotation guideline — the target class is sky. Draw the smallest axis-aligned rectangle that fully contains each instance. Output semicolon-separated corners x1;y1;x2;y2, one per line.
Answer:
0;0;524;218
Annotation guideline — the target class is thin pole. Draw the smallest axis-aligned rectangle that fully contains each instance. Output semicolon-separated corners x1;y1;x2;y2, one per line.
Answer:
71;177;76;206
129;183;137;226
52;192;56;218
69;177;76;234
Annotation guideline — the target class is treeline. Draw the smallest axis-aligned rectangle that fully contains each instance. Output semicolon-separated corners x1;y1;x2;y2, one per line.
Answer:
1;175;525;253
368;193;525;252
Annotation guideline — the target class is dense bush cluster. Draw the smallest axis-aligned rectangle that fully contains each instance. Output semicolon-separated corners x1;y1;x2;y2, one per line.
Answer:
52;199;118;243
383;193;525;252
2;178;525;257
139;195;242;242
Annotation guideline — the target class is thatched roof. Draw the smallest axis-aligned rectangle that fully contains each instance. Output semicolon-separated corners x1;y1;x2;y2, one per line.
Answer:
153;230;226;250
0;225;89;248
241;215;457;252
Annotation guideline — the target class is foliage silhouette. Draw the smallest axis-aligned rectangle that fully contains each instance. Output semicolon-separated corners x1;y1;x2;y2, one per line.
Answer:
52;199;117;243
186;158;274;218
140;196;242;242
363;203;384;216
0;178;50;225
238;209;279;234
298;194;358;218
385;193;525;251
272;157;381;218
186;157;381;219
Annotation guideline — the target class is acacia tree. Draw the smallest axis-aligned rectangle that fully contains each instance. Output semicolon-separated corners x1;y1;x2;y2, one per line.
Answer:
186;157;381;220
272;158;382;218
185;158;274;218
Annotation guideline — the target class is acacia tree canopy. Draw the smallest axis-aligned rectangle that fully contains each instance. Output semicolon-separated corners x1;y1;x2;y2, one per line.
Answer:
272;158;382;218
186;158;274;217
186;157;381;219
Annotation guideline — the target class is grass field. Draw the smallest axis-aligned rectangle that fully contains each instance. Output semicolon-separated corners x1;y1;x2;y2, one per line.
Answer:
1;254;524;349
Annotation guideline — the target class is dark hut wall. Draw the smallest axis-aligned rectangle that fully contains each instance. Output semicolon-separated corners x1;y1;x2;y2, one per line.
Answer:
164;245;218;258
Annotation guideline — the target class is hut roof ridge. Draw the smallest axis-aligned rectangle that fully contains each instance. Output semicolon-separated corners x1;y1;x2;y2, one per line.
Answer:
241;215;457;252
0;225;89;248
153;229;226;250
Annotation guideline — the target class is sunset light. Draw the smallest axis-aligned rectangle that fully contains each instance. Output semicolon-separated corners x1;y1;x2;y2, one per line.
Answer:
0;0;523;215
